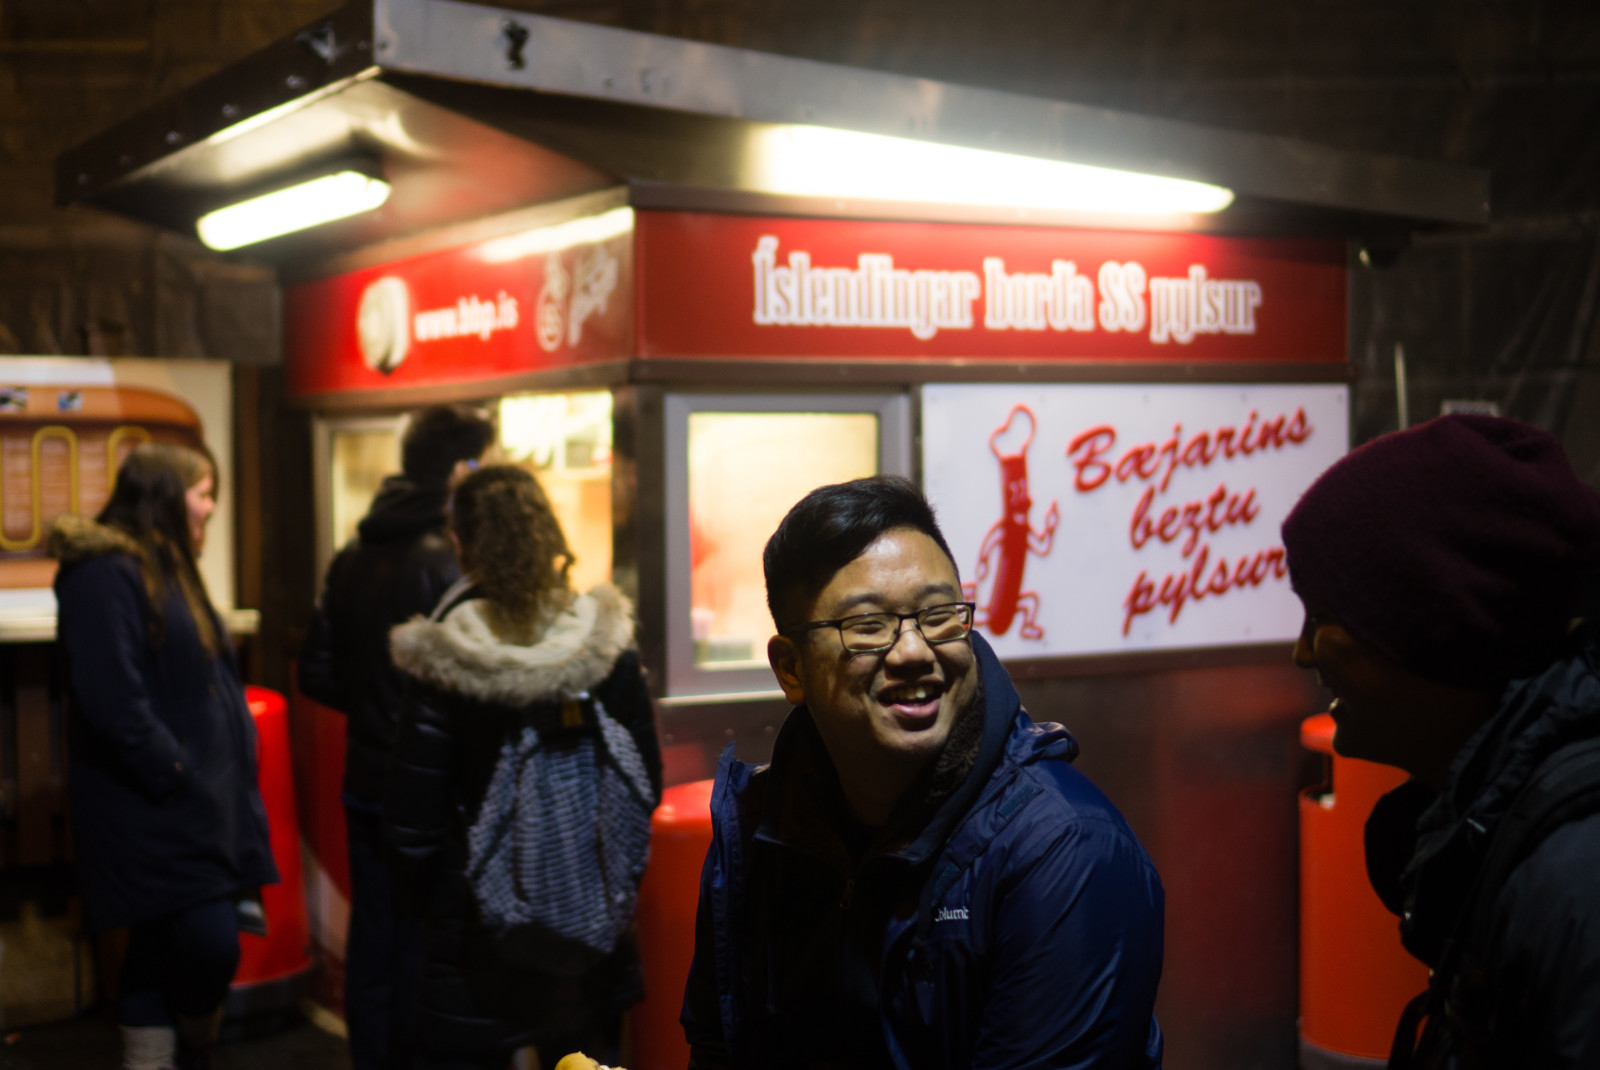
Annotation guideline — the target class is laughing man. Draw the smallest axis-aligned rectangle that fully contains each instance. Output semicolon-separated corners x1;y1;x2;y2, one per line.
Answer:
682;475;1165;1069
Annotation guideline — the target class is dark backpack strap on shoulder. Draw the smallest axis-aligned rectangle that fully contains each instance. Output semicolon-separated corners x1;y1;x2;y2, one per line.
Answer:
1387;989;1433;1070
429;578;484;622
1394;736;1600;1069
1464;736;1600;945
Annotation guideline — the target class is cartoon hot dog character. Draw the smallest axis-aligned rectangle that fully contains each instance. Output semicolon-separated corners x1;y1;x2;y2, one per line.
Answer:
963;405;1059;640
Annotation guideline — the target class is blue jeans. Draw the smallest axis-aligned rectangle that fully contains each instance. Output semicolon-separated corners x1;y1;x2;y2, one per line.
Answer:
345;801;425;1070
119;897;240;1026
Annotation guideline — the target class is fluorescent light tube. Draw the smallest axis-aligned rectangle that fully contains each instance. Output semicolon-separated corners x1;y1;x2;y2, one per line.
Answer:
749;125;1234;215
477;207;636;263
196;170;391;250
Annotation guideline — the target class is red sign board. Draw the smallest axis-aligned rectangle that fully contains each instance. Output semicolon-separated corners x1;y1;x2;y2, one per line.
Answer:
285;209;1347;399
635;212;1345;363
284;226;633;398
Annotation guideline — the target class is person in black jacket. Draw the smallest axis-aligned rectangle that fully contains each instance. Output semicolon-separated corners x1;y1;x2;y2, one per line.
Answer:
384;465;661;1070
298;404;495;1070
51;443;277;1070
1283;414;1600;1069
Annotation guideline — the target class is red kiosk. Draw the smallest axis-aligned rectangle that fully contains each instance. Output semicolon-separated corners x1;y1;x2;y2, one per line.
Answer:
60;5;1487;1066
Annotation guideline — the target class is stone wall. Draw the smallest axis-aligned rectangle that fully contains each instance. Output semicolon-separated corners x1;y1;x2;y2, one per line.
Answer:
0;0;340;359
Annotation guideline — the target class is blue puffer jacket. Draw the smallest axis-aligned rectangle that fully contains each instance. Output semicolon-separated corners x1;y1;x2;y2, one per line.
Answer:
682;633;1165;1069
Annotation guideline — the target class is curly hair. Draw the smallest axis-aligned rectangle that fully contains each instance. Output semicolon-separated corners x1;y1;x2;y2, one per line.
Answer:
450;465;575;639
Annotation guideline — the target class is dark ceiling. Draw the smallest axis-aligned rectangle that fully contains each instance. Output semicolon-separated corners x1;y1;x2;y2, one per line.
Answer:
5;0;1600;466
482;0;1600;220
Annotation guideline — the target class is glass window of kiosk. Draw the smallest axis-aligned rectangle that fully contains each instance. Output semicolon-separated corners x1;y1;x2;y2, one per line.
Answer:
312;392;613;591
497;390;613;592
663;392;911;698
313;413;406;576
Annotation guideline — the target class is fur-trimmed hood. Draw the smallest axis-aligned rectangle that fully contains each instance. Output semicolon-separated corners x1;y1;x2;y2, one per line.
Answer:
48;513;142;564
390;582;636;707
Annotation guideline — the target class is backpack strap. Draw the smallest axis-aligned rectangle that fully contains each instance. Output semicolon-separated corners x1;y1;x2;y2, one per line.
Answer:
1465;736;1600;942
429;577;483;622
1391;735;1600;1068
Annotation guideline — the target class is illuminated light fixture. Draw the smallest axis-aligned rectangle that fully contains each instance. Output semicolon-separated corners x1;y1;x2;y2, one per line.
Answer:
477;207;636;263
749;125;1235;215
196;170;391;250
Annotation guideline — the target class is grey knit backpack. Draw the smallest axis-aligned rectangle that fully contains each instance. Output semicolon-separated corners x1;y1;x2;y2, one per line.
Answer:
463;691;655;975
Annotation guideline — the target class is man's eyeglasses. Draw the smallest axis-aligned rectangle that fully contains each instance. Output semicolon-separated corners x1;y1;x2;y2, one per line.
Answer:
790;602;977;655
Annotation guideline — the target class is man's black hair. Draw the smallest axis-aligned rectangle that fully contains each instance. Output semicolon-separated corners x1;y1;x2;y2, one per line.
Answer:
763;475;959;634
401;404;495;483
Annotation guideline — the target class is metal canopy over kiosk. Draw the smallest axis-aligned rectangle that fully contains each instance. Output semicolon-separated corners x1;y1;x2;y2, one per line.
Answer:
59;5;1488;1068
60;0;1485;260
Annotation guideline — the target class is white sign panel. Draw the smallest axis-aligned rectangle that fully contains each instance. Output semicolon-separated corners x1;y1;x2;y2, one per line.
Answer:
922;383;1348;658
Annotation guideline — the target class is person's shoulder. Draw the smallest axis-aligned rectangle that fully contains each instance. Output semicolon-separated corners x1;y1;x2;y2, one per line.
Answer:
1005;719;1126;823
59;547;141;578
595;646;649;699
403;526;455;559
320;532;376;581
338;525;449;566
708;744;770;833
50;515;140;568
978;721;1153;868
713;742;767;799
53;549;148;635
51;519;143;595
1490;728;1600;929
324;528;456;611
1499;809;1600;926
56;554;144;619
399;529;461;584
951;745;1161;936
1485;809;1600;1056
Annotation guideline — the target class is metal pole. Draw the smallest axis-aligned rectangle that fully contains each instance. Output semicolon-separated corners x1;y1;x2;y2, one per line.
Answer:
1394;342;1410;430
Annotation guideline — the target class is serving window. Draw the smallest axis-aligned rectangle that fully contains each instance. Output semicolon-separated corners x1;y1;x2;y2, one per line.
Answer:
313;414;406;577
312;390;616;595
663;392;911;698
497;390;614;593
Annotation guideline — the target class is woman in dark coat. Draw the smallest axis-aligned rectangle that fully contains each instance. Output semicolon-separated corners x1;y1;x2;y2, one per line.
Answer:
385;465;662;1070
51;443;276;1070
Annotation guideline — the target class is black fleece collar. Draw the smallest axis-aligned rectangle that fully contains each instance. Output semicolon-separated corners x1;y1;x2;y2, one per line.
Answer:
756;631;1021;874
1392;629;1600;965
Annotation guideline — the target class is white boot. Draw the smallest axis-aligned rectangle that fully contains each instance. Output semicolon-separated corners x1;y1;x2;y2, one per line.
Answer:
120;1024;177;1070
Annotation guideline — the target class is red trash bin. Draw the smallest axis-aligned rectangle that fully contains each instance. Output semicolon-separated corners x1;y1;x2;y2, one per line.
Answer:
228;686;315;1018
1299;713;1428;1067
631;779;716;1070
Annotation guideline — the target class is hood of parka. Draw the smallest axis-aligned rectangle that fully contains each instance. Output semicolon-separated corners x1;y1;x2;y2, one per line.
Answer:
48;513;143;564
357;475;450;545
390;582;634;707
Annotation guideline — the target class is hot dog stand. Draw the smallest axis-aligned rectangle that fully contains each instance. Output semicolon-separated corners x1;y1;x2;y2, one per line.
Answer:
57;2;1487;1065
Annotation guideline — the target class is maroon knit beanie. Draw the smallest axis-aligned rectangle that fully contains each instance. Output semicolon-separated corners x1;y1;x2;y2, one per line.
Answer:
1282;414;1600;690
